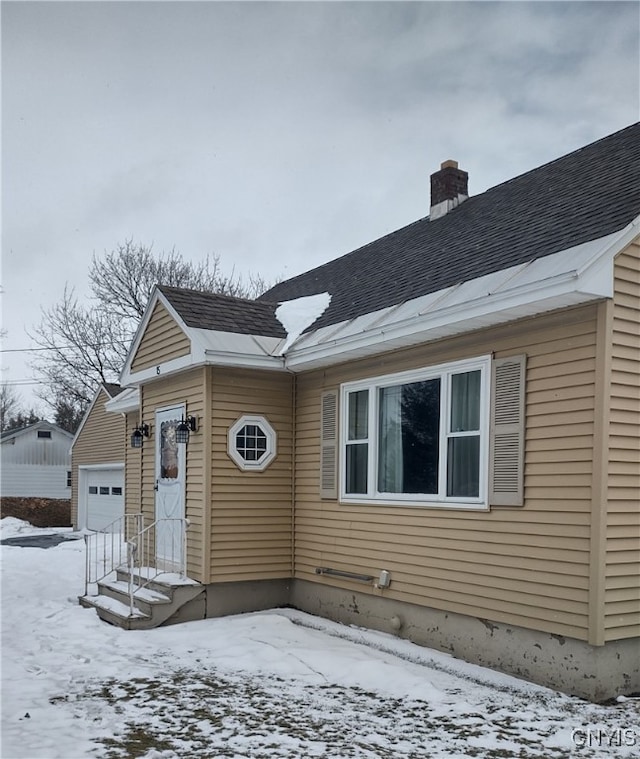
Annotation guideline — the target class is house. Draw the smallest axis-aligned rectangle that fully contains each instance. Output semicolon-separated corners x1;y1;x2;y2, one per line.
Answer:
1;421;73;499
82;123;639;702
71;383;136;531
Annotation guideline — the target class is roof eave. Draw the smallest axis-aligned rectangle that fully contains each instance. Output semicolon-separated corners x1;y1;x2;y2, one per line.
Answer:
283;286;604;372
202;350;285;371
282;223;638;372
104;387;141;414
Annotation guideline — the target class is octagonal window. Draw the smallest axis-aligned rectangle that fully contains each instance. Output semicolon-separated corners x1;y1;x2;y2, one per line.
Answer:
228;415;276;471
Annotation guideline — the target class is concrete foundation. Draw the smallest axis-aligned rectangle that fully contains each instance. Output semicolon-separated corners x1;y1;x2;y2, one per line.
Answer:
289;579;640;703
204;578;291;618
195;577;638;702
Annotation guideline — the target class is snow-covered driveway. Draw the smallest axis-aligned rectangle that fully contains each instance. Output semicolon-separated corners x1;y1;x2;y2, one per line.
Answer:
1;518;638;758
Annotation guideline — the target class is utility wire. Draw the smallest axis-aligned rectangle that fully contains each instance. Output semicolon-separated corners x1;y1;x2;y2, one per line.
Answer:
0;339;132;354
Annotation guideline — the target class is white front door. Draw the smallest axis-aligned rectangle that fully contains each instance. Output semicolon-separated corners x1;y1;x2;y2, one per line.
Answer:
155;406;186;570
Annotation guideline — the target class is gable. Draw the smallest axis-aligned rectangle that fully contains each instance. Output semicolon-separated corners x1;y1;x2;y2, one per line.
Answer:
131;301;191;373
1;422;72;466
73;387;125;464
1;421;72;446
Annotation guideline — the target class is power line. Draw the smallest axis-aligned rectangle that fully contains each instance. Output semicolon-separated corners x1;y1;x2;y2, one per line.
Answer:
0;339;132;354
1;379;49;386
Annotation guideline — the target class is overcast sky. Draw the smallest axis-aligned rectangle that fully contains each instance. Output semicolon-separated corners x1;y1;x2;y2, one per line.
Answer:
2;0;639;413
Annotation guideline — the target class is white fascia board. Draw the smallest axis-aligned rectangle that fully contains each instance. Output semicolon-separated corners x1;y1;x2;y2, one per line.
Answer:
119;288;163;382
104;387;140;414
285;286;600;371
190;328;282;356
284;227;632;372
121;352;199;387
193;328;286;371
203;350;286;371
119;287;194;383
577;216;640;287
122;331;285;386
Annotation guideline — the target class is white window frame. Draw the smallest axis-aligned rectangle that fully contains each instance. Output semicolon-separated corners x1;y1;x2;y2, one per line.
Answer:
340;355;491;510
228;415;277;472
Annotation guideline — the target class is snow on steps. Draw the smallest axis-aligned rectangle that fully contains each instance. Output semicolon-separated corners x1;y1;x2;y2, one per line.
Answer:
79;570;204;630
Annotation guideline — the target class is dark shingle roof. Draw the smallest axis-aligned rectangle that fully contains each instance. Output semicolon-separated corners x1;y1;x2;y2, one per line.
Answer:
103;383;124;399
158;285;286;338
260;123;640;331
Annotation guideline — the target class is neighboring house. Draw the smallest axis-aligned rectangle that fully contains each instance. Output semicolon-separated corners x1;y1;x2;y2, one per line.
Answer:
84;123;639;701
1;421;73;499
71;383;138;531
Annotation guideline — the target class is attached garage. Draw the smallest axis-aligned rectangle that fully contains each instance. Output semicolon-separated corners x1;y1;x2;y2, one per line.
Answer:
71;384;132;532
84;467;124;531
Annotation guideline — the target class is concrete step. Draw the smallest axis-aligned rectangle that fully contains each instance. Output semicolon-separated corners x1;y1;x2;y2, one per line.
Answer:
115;566;201;595
79;593;154;631
98;577;172;617
80;570;205;630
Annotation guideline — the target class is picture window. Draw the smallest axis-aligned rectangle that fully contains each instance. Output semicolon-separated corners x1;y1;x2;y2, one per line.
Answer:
341;357;490;508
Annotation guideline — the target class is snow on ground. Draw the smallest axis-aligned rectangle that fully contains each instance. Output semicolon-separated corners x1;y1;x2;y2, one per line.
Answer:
1;517;639;759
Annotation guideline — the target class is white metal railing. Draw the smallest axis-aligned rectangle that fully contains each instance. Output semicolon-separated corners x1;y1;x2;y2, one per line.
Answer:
84;513;145;596
84;515;190;618
124;518;190;615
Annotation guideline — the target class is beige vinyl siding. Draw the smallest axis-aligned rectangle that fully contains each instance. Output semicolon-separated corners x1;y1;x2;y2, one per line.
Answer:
71;389;125;527
209;367;293;582
141;368;206;580
125;410;142;517
131;302;191;373
605;241;640;641
295;304;599;641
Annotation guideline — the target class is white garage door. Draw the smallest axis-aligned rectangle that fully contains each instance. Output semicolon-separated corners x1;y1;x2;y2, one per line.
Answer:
86;469;124;531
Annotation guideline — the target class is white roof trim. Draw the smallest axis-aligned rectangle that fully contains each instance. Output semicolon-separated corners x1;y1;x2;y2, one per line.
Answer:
2;419;73;445
119;288;288;386
283;220;639;372
117;219;639;384
104;387;140;414
119;287;193;386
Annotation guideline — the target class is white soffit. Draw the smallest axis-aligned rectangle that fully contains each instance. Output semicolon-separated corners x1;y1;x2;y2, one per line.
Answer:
285;224;638;371
104;387;140;414
195;328;285;370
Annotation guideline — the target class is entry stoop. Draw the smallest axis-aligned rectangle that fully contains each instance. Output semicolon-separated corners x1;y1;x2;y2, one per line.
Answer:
79;570;205;630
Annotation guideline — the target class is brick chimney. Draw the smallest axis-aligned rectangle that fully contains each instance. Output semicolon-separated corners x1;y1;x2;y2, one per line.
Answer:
430;159;468;220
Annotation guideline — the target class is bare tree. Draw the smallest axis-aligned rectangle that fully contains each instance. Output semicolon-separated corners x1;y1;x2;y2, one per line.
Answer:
0;382;22;431
0;383;42;432
89;241;269;321
30;285;130;410
30;241;271;419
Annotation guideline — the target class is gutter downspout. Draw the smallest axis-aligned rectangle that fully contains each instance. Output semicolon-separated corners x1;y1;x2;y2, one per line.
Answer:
289;370;297;584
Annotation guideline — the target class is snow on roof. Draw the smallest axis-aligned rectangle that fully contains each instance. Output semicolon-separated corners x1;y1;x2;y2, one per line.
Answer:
275;292;332;355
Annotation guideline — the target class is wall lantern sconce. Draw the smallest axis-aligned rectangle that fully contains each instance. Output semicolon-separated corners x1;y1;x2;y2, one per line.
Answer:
130;423;150;449
176;416;197;445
